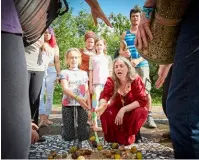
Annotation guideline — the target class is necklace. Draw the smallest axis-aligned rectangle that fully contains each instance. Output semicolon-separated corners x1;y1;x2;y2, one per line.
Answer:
119;82;131;107
120;94;125;107
119;83;130;95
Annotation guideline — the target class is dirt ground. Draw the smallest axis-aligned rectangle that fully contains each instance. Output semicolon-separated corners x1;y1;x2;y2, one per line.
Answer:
141;124;172;148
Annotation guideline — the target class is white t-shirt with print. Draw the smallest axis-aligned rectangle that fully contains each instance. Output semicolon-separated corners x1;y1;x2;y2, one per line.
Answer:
60;69;88;106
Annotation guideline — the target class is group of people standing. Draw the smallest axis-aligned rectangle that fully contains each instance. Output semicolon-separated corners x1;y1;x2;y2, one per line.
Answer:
2;0;198;159
28;6;158;146
59;6;157;145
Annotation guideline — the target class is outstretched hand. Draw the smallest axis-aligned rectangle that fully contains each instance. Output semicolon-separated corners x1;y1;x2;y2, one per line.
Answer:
91;7;112;27
85;0;112;27
95;103;108;117
135;12;153;50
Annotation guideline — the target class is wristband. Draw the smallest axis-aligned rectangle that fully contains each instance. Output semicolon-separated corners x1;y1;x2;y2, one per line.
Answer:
57;73;61;79
75;95;79;101
142;6;154;19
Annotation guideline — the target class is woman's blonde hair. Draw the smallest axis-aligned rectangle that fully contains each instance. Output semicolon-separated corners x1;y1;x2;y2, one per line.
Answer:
111;56;137;99
95;36;107;54
64;48;82;68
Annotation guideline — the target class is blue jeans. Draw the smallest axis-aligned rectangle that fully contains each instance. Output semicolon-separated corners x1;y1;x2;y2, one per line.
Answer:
167;1;199;158
39;66;57;116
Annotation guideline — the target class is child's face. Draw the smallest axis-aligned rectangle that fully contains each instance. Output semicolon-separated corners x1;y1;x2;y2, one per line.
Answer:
95;40;105;54
85;38;95;50
67;51;80;69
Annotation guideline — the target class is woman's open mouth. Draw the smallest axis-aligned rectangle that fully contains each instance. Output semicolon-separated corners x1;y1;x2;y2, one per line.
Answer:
117;71;122;75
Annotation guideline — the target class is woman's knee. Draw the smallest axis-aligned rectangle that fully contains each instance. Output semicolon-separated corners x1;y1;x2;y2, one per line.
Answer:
133;107;148;118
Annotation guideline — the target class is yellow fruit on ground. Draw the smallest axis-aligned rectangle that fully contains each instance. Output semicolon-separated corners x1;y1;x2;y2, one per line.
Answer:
114;153;121;159
136;151;143;159
77;156;85;160
112;143;119;149
97;144;103;151
89;136;96;142
130;146;137;153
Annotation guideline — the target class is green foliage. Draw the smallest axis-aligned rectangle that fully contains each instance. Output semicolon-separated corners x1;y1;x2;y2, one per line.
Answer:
52;9;162;105
149;62;162;105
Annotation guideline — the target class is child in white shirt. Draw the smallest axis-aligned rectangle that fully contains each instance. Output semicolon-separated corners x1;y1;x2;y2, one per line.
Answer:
60;48;91;141
89;37;112;131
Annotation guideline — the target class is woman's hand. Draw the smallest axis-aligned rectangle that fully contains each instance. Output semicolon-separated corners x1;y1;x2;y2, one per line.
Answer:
115;108;125;125
95;103;108;117
135;12;153;50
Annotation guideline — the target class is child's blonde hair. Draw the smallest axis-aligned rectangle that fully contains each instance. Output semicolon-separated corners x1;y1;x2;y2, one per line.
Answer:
65;48;82;68
95;36;107;54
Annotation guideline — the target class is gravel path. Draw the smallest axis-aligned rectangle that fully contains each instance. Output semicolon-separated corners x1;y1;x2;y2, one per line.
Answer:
29;135;174;159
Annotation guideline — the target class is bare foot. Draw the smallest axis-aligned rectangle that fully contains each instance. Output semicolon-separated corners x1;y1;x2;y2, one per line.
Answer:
38;120;48;128
93;126;102;132
46;119;53;125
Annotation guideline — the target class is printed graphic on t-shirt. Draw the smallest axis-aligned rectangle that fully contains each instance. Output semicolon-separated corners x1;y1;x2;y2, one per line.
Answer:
60;69;88;106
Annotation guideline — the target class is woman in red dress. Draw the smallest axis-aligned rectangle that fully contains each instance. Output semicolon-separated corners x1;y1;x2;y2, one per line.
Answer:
96;56;148;145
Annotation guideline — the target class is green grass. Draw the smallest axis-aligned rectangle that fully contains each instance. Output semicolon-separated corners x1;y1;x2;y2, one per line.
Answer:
151;92;162;106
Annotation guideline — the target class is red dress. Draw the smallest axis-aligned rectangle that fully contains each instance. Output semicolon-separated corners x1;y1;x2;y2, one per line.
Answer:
100;76;148;145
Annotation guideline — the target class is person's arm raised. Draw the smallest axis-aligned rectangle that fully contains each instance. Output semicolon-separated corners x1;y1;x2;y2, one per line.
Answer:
135;0;156;50
85;0;112;27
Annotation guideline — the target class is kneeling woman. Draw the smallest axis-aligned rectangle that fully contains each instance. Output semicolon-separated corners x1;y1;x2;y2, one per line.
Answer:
96;57;148;145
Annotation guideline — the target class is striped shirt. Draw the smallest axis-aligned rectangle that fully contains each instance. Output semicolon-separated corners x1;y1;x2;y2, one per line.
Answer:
125;30;149;67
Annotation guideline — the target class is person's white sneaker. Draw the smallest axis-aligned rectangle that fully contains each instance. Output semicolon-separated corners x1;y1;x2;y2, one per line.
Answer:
145;116;157;128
